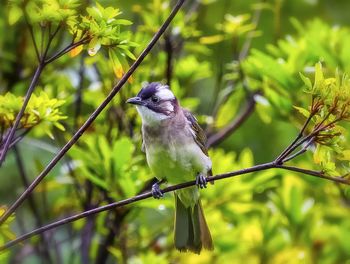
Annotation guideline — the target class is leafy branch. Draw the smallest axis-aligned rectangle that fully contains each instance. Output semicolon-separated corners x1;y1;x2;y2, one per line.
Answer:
1;1;137;165
207;3;264;146
0;16;87;165
0;0;186;226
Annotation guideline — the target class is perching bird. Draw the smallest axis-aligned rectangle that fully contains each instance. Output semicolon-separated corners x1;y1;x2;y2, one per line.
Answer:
126;82;213;254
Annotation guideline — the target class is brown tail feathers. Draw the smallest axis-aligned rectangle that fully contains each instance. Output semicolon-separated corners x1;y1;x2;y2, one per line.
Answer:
174;194;213;254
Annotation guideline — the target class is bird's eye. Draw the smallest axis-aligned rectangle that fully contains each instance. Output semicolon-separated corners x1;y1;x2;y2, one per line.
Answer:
151;95;159;103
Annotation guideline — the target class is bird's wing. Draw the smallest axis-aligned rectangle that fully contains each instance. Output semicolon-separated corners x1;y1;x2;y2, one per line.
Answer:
184;109;213;177
183;109;209;156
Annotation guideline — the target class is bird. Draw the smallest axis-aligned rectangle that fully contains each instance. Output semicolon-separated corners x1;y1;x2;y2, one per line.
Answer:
126;82;213;254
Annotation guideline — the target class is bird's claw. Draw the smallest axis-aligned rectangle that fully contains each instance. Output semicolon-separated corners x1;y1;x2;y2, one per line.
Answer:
196;173;207;189
151;183;163;199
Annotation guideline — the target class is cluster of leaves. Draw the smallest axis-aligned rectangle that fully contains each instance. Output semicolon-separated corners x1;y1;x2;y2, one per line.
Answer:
200;13;258;45
242;19;350;121
70;3;138;78
295;63;350;176
9;0;136;79
9;0;79;26
68;135;145;198
0;91;66;139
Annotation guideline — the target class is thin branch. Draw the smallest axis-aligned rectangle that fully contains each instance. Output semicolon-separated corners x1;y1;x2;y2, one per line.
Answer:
281;137;314;163
207;92;256;148
74;54;86;130
0;0;186;226
24;12;40;61
0;63;45;165
8;128;32;150
42;24;61;60
238;0;265;61
276;164;350;185
210;0;264;119
164;34;173;85
44;37;90;65
277;119;340;164
13;146;53;263
0;162;274;252
0;23;62;165
275;113;314;164
40;25;45;56
1;160;349;252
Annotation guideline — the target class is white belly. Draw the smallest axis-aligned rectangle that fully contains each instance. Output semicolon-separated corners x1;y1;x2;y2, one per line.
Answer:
146;142;211;184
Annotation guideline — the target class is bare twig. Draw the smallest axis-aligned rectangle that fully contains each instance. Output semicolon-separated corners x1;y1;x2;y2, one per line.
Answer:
8;128;32;150
0;63;45;165
42;24;61;60
238;0;265;61
13;146;53;263
207;92;256;147
277;119;339;164
23;12;40;61
1;160;348;252
275;114;314;164
164;34;173;85
281;137;314;163
74;54;86;130
276;165;349;184
211;0;264;119
44;37;90;65
0;0;186;226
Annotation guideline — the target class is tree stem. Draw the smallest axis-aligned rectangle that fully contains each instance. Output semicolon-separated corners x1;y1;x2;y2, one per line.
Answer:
1;159;348;252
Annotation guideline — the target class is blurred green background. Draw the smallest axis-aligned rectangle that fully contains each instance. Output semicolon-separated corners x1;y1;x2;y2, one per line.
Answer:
1;0;350;263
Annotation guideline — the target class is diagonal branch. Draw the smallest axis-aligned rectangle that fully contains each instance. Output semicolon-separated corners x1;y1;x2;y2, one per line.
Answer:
0;63;45;165
44;37;90;65
0;161;348;252
276;164;349;184
0;0;186;226
207;92;256;148
23;12;40;61
0;31;87;165
275;113;314;164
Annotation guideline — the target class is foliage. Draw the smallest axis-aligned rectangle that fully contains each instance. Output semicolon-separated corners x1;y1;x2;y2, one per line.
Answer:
0;91;66;139
1;0;350;264
0;207;15;263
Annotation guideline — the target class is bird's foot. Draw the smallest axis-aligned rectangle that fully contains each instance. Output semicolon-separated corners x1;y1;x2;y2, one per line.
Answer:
196;173;207;189
151;182;164;199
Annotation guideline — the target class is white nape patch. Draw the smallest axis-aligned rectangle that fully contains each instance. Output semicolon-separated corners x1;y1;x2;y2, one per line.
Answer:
136;105;169;125
156;86;175;100
162;101;174;112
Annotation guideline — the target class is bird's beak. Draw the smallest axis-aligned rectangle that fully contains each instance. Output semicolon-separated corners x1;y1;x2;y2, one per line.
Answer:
126;96;144;106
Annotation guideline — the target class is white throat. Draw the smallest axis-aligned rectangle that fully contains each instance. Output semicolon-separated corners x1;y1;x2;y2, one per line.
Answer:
136;105;170;125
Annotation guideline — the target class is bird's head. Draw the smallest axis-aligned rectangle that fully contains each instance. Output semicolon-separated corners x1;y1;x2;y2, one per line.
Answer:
126;82;178;125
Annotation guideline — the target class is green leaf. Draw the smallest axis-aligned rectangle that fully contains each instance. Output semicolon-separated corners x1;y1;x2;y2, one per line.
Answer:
299;72;312;91
293;106;310;118
115;19;132;25
8;5;22;25
112;137;134;175
313;145;329;164
121;47;136;60
88;37;101;56
314;62;324;90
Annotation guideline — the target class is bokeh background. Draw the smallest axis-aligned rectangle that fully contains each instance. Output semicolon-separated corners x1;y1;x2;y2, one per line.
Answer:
1;0;350;263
